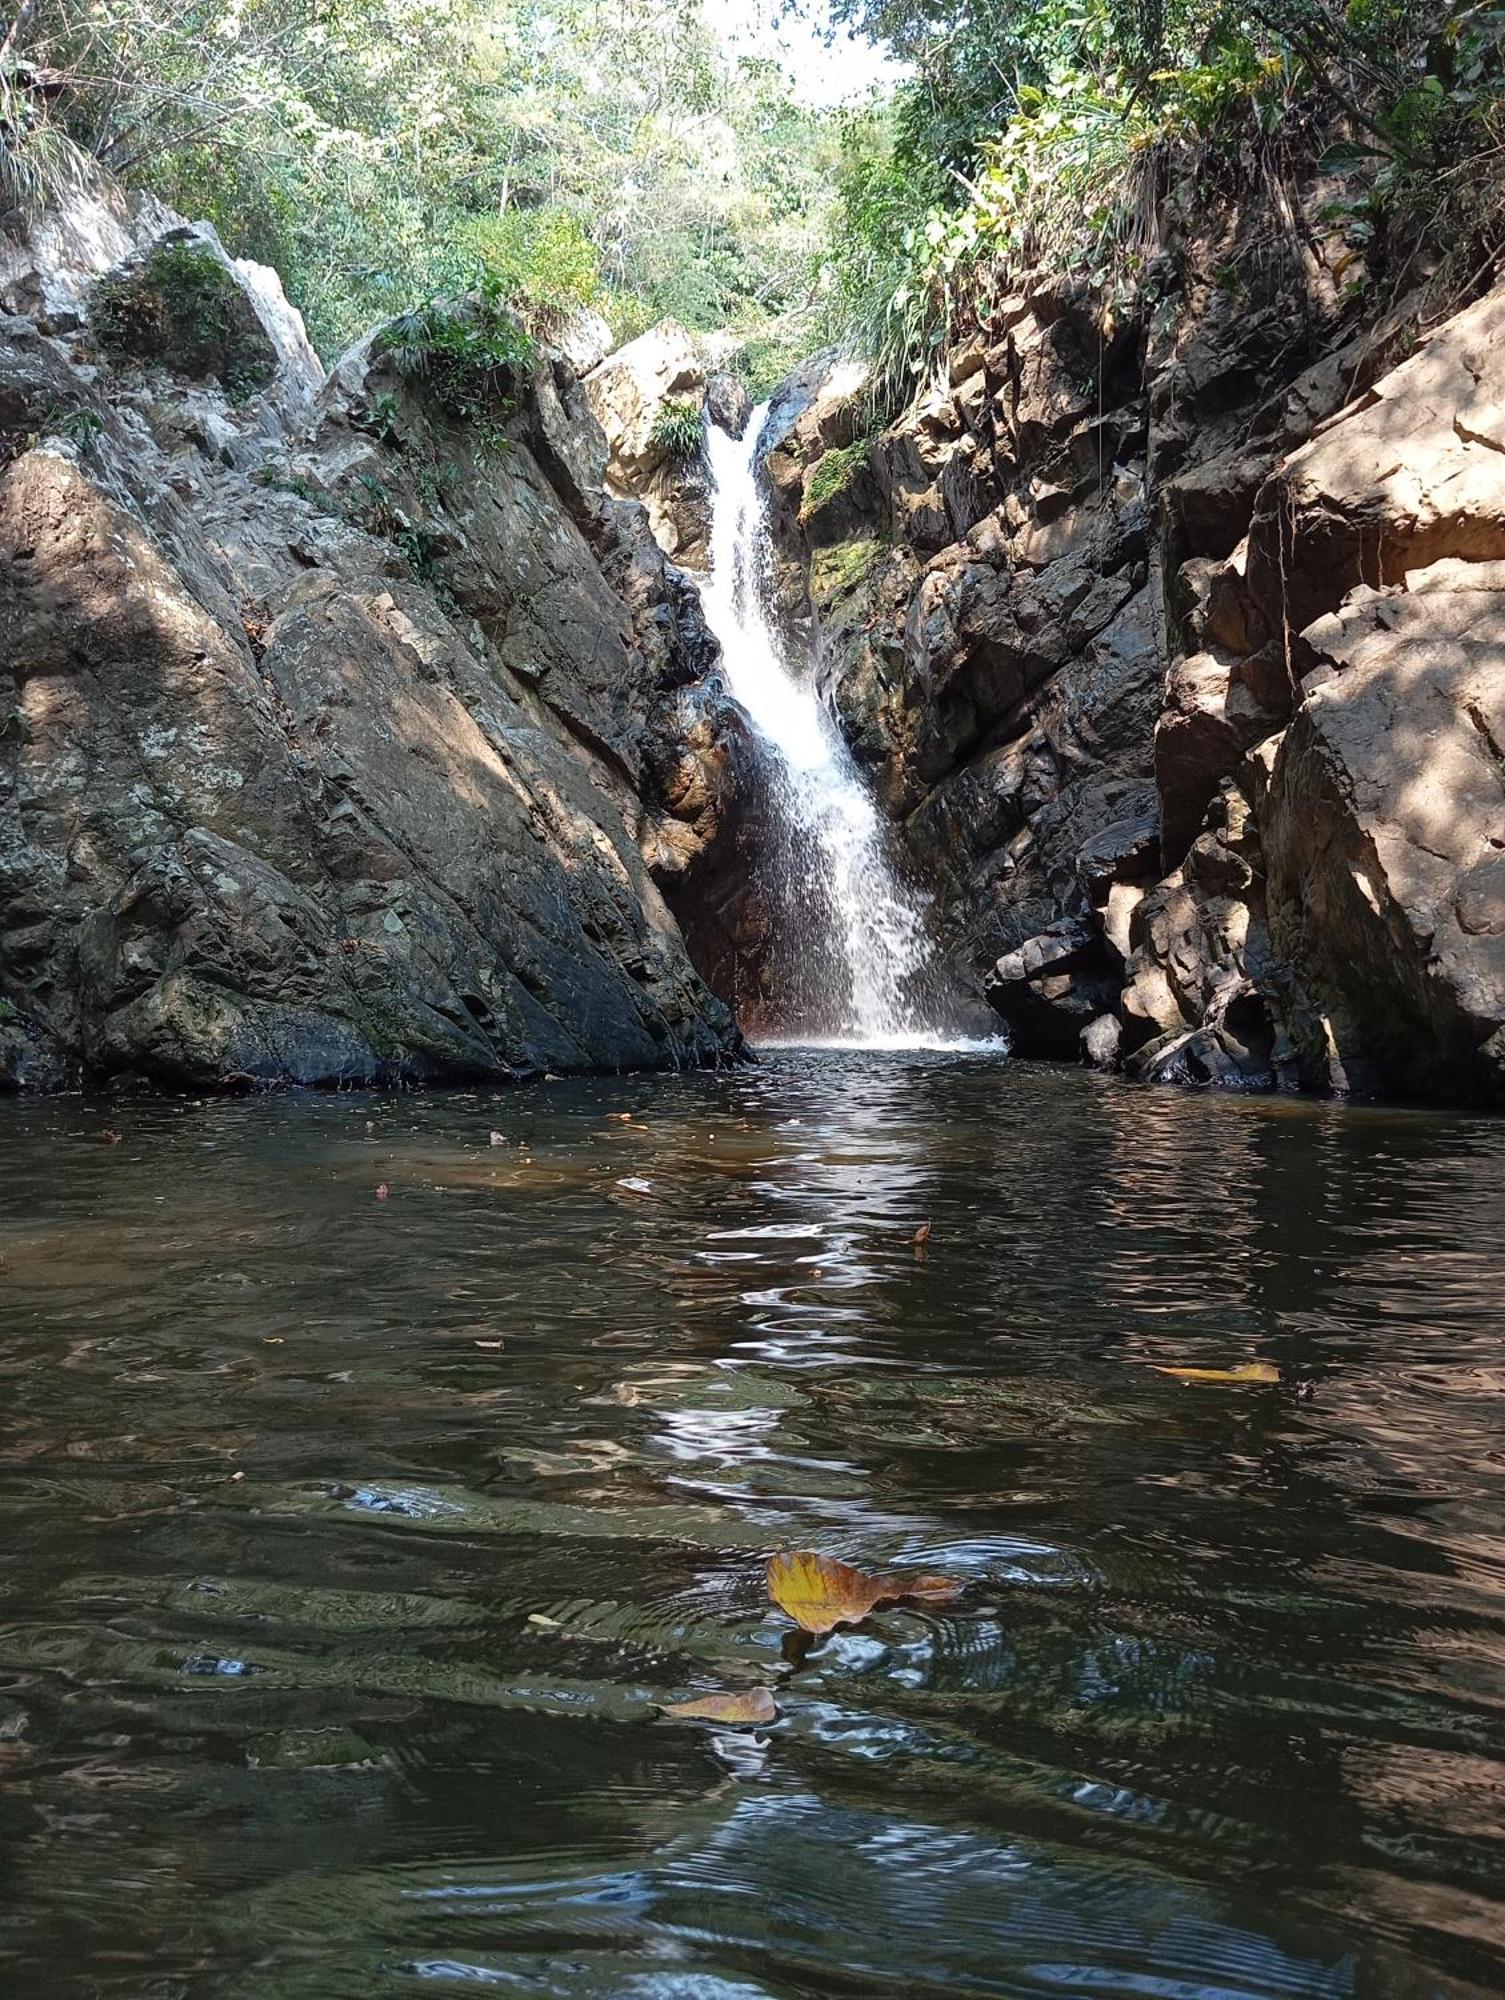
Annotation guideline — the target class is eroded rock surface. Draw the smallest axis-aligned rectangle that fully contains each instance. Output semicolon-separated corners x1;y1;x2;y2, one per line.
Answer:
769;178;1505;1103
0;182;747;1089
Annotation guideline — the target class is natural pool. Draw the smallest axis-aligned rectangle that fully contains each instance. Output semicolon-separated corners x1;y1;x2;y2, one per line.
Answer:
1;1050;1502;1998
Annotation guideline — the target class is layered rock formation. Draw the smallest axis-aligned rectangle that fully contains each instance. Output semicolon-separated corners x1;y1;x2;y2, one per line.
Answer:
0;175;751;1089
769;197;1505;1105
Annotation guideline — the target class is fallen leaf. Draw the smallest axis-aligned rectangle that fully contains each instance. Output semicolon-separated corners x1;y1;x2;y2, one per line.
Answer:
607;1111;632;1123
526;1612;561;1629
897;1573;967;1604
766;1551;965;1634
99;1130;121;1146
1153;1361;1281;1385
375;1184;389;1201
489;1131;506;1146
472;1339;504;1351
913;1221;931;1245
660;1688;777;1726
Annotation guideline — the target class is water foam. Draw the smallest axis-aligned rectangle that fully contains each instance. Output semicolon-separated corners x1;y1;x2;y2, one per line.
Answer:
702;408;949;1047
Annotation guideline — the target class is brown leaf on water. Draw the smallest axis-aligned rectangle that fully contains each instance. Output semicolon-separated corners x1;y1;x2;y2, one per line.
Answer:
1153;1361;1281;1385
607;1112;633;1123
660;1688;777;1727
766;1551;965;1634
374;1184;389;1201
99;1130;121;1146
913;1221;931;1245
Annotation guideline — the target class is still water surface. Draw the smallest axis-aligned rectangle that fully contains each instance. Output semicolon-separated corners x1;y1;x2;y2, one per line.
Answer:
2;1051;1504;1998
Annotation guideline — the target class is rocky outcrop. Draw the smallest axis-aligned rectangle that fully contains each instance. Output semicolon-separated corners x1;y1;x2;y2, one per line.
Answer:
582;319;754;569
770;176;1505;1104
0;179;749;1089
583;321;711;566
1262;563;1505;1100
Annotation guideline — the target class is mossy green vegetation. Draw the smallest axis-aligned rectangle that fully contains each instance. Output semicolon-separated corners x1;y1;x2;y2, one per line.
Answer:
801;440;873;521
92;242;274;397
809;538;886;602
376;284;536;437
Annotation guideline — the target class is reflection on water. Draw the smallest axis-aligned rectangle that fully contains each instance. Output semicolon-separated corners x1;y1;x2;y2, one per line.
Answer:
0;1052;1503;1997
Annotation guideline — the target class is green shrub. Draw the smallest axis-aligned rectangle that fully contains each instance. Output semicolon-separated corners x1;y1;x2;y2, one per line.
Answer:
454;209;602;334
730;329;806;402
377;282;537;437
649;395;706;459
92;242;274;398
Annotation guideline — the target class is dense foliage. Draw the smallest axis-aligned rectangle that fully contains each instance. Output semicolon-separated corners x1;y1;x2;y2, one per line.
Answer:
812;0;1505;411
5;0;1502;404
1;0;846;357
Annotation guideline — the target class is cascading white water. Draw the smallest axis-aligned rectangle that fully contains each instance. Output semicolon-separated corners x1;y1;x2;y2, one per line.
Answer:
701;405;937;1045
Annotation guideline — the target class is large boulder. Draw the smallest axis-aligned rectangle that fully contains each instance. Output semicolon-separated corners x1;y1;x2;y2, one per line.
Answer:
1245;285;1505;638
582;320;713;566
0;171;322;416
1262;562;1505;1101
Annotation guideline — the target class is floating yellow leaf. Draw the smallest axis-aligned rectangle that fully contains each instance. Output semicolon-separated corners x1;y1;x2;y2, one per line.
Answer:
1153;1362;1281;1385
660;1687;777;1726
766;1551;964;1633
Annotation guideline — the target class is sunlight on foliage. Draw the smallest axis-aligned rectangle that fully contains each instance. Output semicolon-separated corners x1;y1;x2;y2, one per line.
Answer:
813;0;1505;415
648;395;706;459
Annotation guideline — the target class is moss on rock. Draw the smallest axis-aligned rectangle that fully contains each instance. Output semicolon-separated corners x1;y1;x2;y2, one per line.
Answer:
800;438;872;521
809;537;886;605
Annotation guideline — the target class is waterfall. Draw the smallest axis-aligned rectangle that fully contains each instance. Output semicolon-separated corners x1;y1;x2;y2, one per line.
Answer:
700;405;941;1047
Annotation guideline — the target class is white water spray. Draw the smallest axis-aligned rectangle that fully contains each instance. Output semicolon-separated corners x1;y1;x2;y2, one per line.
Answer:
701;406;938;1045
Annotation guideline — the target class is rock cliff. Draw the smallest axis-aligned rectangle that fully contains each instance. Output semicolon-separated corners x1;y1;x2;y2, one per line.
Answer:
767;184;1505;1105
0;174;751;1089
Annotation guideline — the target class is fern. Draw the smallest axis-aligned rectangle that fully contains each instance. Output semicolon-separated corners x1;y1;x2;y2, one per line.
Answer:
649;395;706;459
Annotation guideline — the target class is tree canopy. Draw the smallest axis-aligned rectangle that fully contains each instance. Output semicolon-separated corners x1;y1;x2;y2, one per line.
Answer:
2;0;850;363
3;0;1502;398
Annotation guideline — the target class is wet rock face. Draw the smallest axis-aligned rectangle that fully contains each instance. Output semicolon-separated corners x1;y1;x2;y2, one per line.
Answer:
0;184;743;1089
770;181;1505;1102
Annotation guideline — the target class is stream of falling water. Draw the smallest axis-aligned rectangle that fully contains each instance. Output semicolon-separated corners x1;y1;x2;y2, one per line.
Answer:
702;406;942;1045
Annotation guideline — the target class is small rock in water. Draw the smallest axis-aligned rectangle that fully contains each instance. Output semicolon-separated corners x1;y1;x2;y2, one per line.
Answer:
1082;1013;1122;1071
247;1726;379;1770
